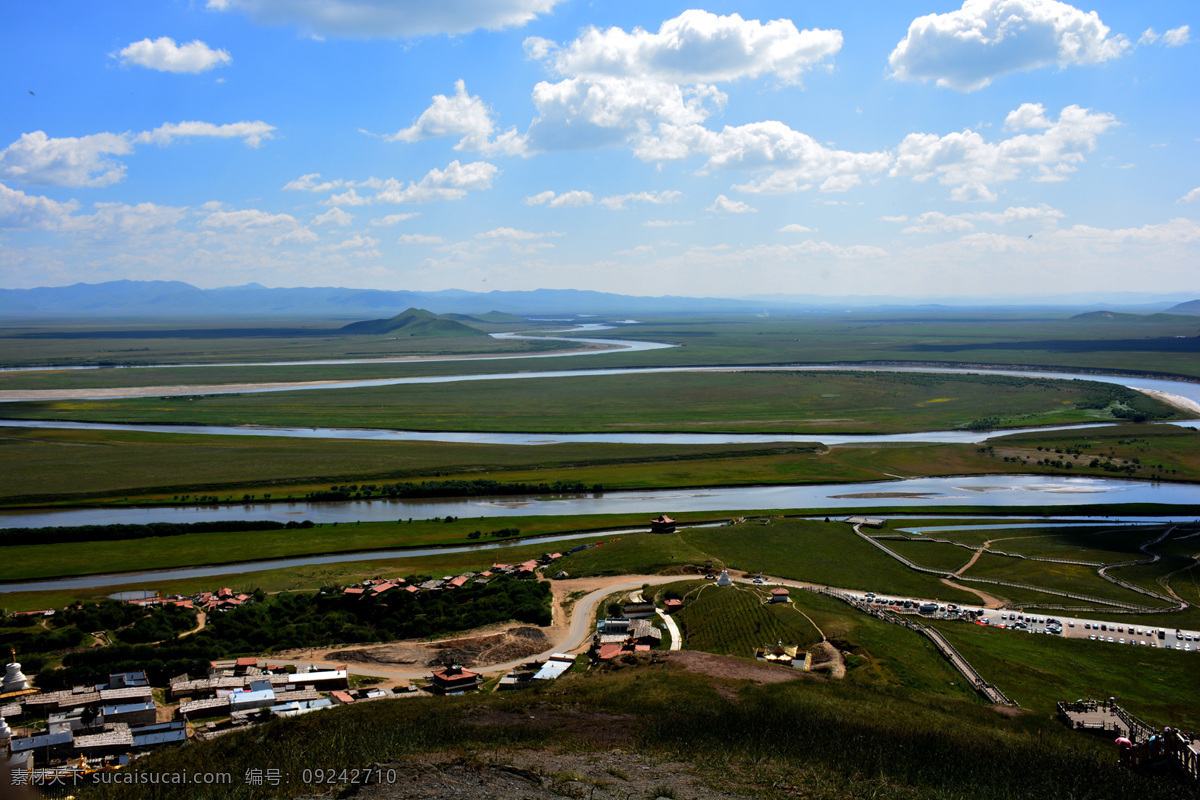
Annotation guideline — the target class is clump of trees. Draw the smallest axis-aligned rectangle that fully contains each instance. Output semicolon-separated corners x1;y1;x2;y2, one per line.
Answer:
0;519;314;548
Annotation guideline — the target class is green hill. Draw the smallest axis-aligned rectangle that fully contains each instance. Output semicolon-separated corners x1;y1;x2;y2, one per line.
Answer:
443;310;527;324
338;308;487;337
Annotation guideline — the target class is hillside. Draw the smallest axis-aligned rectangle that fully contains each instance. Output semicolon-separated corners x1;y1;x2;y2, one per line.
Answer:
73;652;1186;800
1167;299;1200;315
337;308;487;337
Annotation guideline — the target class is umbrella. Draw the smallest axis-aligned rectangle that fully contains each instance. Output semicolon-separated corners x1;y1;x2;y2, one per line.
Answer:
1115;737;1132;747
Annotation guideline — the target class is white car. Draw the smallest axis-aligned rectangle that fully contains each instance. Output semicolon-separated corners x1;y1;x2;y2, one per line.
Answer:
1089;634;1097;640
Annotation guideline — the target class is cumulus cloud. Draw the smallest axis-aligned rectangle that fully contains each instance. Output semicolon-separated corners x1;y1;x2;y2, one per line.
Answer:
1179;187;1200;203
633;120;891;195
200;208;300;230
284;173;343;192
1140;25;1190;47
370;212;419;226
134;121;276;148
523;189;593;207
322;188;370;207
0;131;133;187
889;0;1129;92
388;80;526;156
206;0;562;38
117;37;231;73
319;234;379;253
643;219;693;227
313;207;353;226
532;9;842;85
397;233;442;244
598;190;681;210
522;10;840;153
707;194;756;213
890;103;1117;199
778;223;814;233
476;227;559;240
0;182;80;228
373;160;499;204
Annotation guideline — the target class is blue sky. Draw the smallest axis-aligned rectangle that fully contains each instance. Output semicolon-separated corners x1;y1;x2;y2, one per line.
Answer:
1;0;1197;299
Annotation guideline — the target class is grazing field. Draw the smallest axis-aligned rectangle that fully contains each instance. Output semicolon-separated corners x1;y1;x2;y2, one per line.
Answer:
881;538;975;572
0;369;1179;432
4;425;1200;508
0;317;576;368
960;552;1173;608
552;531;714;578
0;513;730;582
666;579;822;657
929;619;1200;731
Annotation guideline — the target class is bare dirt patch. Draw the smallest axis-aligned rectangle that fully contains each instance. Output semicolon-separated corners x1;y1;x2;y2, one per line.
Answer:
807;641;846;679
331;627;549;670
665;650;809;692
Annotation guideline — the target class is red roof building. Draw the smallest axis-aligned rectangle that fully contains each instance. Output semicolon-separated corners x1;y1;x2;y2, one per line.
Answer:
428;665;480;695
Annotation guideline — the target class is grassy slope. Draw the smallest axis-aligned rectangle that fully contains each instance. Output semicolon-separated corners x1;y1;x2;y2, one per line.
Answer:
665;579;824;657
930;619;1200;730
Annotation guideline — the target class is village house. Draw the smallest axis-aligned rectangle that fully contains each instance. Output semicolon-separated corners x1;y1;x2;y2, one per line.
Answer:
769;587;790;603
652;513;681;532
428;665;480;695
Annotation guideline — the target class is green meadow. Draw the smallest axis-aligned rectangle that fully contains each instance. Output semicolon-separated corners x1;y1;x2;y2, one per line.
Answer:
1;369;1179;432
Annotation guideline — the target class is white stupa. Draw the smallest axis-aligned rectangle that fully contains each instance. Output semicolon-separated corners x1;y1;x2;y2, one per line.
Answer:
2;650;28;695
0;713;11;746
717;569;732;587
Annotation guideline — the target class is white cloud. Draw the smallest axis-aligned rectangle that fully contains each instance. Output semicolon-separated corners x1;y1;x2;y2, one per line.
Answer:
533;9;842;85
284;173;343;192
707;194;755;214
0;131;133;187
313;207;353;226
889;0;1129;92
1164;25;1191;46
522;10;841;154
887;204;1065;233
322;188;370;206
778;224;814;233
117;37;231;73
476;227;559;240
373;160;499;204
200;208;300;231
636;121;892;194
523;189;593;207
388;80;527;156
370;212;419;226
643;219;693;227
397;233;443;244
1179;187;1200;203
616;244;655;256
0;182;80;229
206;0;562;38
1140;25;1190;47
890;103;1117;199
1;122;276;188
319;234;379;252
598;190;681;210
135;121;276;148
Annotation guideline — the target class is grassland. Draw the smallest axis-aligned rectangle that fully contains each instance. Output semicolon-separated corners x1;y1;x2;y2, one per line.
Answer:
881;538;975;572
960;553;1174;608
929;619;1200;730
1;369;1179;432
0;513;712;582
0;317;576;368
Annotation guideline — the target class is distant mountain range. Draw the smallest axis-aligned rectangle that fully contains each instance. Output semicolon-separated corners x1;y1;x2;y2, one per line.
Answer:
0;280;1196;319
